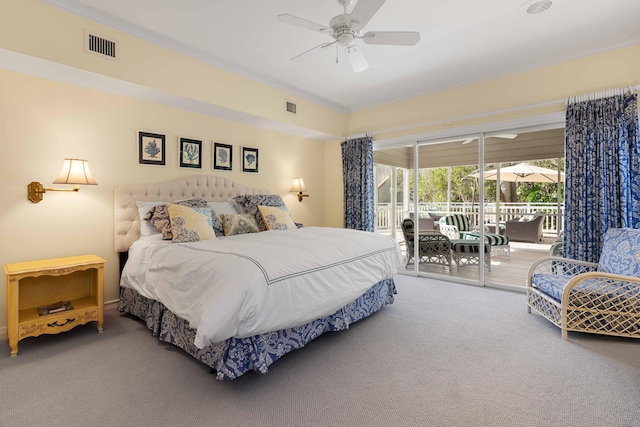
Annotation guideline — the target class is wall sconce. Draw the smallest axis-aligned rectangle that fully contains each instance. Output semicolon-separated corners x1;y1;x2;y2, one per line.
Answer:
290;177;309;202
28;158;97;203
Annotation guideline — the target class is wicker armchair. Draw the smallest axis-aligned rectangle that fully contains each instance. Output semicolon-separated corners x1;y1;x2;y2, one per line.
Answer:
527;228;640;340
401;218;451;268
505;214;544;243
408;212;435;232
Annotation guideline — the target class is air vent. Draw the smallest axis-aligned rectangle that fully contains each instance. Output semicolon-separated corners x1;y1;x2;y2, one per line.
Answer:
285;101;297;115
84;29;119;61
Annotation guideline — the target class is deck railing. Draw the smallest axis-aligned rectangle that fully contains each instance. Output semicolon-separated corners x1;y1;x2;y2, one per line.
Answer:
377;202;563;236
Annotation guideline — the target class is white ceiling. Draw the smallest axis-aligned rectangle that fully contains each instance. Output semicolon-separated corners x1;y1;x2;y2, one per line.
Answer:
44;0;640;113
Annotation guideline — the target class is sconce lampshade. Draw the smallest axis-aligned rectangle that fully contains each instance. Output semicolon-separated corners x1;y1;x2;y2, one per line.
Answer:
290;177;309;202
53;158;97;185
290;178;306;193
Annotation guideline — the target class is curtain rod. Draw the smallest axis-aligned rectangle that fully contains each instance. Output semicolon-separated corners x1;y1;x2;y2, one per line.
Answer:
565;85;640;105
343;132;371;141
365;84;640;138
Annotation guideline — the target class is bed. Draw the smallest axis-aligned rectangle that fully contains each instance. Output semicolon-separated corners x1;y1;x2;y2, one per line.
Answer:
115;175;402;380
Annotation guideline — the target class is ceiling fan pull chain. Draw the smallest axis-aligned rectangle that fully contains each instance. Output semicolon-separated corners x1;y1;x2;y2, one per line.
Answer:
336;43;339;64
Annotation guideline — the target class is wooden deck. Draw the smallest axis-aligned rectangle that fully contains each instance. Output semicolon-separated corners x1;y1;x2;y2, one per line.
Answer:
393;233;555;290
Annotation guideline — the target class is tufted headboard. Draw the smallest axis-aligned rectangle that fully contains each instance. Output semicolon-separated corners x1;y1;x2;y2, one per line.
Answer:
114;175;269;253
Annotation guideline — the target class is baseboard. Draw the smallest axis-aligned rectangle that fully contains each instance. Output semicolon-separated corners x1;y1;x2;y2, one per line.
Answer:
1;299;120;343
104;299;120;314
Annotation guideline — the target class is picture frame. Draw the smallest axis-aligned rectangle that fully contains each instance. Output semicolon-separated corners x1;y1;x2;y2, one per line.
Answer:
213;142;233;171
138;131;166;166
242;147;259;173
179;137;202;169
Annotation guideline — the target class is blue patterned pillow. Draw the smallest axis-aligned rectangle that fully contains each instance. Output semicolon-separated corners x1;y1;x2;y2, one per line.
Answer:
220;214;260;236
233;195;286;231
143;197;209;240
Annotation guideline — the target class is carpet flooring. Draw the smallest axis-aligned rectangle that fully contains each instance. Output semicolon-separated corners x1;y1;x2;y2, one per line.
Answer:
1;275;639;427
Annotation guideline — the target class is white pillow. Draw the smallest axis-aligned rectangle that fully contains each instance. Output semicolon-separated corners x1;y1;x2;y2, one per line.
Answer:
136;201;166;237
207;201;240;215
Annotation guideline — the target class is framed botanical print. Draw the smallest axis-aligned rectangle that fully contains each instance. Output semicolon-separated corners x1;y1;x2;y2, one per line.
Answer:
213;142;233;171
179;137;202;169
138;131;165;166
242;146;259;173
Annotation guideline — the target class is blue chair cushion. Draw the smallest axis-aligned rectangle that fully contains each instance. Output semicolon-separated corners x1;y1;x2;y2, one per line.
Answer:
531;273;572;302
532;273;636;305
465;232;510;246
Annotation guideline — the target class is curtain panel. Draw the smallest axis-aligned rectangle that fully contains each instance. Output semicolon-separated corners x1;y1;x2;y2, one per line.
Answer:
341;136;375;231
564;93;640;262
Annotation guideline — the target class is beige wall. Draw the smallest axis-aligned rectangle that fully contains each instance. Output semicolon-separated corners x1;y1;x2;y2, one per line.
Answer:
0;68;325;335
0;0;346;138
1;0;639;337
346;44;640;140
321;43;640;225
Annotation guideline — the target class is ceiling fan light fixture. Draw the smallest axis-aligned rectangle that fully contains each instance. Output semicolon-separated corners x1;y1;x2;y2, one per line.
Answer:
278;0;419;72
338;33;355;47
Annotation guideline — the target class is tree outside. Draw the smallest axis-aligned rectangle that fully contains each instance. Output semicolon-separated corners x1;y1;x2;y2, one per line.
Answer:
403;159;563;205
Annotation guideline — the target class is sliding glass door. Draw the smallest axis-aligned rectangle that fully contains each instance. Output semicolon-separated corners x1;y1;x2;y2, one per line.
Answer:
373;127;565;290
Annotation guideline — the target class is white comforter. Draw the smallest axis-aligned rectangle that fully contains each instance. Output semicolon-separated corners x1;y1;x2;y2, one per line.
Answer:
121;227;402;348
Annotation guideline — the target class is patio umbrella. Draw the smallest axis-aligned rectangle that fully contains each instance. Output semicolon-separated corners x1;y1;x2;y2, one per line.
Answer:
469;163;564;183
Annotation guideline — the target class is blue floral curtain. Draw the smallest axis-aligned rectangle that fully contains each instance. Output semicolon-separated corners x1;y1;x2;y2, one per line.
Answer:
564;93;640;262
341;135;375;231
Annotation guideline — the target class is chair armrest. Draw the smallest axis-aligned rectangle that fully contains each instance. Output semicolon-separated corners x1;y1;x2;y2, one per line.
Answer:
562;271;640;318
527;256;598;287
439;224;459;240
563;271;640;309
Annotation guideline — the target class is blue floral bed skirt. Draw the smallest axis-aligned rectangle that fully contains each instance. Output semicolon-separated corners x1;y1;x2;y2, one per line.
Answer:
119;278;397;380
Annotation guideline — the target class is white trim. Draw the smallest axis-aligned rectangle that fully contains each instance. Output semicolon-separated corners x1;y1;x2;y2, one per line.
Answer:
0;48;336;142
373;112;565;150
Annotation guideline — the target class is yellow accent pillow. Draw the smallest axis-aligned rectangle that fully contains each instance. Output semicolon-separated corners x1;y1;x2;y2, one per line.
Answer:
258;205;296;231
167;204;216;243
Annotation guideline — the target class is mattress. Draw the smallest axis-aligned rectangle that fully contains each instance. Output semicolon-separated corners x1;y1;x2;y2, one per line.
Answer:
120;226;402;348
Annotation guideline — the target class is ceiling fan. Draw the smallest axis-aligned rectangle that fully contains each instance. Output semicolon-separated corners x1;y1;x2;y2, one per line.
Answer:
277;0;420;72
462;134;519;144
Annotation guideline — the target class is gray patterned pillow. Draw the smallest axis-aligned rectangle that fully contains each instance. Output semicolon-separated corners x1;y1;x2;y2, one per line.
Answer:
143;197;209;240
220;214;260;236
233;195;286;231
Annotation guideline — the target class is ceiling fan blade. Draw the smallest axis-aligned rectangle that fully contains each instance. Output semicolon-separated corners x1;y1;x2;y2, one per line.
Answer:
277;14;332;34
349;0;386;30
290;42;336;62
362;31;421;46
345;46;369;73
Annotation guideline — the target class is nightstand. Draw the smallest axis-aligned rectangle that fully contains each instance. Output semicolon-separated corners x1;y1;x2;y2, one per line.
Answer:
5;254;105;357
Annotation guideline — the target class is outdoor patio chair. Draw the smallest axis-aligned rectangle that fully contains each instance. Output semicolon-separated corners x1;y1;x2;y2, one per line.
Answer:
438;214;475;239
527;227;640;340
439;214;510;259
449;240;492;271
408;212;435;232
401;218;451;268
505;213;544;243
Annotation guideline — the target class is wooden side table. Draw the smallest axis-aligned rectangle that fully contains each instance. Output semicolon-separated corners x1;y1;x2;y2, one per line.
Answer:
5;254;105;357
